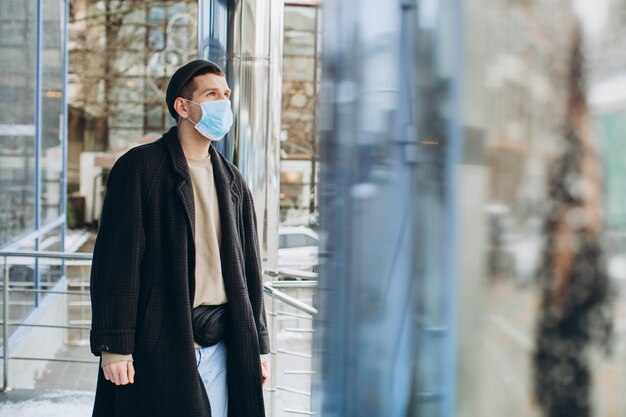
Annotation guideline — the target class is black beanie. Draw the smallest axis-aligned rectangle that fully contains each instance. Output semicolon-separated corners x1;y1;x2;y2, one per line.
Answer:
165;59;224;120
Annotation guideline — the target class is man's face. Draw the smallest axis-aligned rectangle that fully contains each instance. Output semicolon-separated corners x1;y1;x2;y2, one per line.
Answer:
185;73;231;123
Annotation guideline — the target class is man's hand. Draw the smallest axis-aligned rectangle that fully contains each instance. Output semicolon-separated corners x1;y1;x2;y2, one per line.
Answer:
103;361;135;386
261;356;271;388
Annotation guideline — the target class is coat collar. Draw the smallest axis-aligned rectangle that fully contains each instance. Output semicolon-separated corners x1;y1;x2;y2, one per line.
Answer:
162;126;191;180
162;126;238;187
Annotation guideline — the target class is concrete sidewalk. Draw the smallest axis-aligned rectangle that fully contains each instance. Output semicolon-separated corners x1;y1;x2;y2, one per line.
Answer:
0;389;94;417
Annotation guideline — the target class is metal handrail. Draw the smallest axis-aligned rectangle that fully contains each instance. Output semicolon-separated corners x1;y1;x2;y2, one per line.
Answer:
0;215;65;252
0;250;93;260
1;249;319;416
264;272;317;416
268;280;318;288
1;250;94;391
266;267;318;281
264;284;317;316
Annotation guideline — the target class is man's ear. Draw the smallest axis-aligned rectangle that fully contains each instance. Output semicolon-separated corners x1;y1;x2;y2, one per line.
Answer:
173;97;189;120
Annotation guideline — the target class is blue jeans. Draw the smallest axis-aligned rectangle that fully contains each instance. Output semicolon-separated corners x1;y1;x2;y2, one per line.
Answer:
195;340;228;417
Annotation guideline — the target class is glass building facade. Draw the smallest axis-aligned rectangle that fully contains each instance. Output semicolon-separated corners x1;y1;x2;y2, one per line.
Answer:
0;0;67;328
0;0;66;249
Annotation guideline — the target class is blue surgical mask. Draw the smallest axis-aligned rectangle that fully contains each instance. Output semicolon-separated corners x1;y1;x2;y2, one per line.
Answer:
184;99;233;141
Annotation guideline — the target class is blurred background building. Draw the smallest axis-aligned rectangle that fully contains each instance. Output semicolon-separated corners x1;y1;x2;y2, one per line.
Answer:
1;1;626;417
589;0;626;234
280;2;320;226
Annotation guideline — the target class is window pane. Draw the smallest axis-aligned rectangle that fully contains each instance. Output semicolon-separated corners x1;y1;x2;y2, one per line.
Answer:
41;0;64;224
0;0;37;246
68;1;197;157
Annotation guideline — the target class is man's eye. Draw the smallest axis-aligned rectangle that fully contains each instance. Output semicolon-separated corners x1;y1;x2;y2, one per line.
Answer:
208;92;216;96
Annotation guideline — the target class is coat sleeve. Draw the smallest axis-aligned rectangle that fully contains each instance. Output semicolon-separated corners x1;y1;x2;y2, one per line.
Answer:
89;150;146;357
242;185;271;354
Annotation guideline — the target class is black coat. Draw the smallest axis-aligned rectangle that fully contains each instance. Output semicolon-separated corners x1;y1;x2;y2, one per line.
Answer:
90;126;270;417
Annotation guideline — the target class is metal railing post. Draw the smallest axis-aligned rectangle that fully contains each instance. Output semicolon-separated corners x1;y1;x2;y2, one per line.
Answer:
3;255;10;392
270;292;278;417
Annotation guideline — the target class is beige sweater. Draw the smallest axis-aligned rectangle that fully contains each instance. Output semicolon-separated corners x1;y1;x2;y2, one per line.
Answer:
187;154;228;348
101;153;227;367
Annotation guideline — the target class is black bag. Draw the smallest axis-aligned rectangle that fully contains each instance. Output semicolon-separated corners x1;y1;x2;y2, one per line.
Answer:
192;304;227;347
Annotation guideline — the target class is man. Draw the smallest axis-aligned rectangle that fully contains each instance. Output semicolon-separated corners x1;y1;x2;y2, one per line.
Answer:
90;59;271;417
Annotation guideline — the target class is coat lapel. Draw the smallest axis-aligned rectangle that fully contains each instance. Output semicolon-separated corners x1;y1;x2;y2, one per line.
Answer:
209;144;240;205
163;127;196;243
